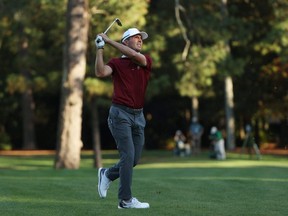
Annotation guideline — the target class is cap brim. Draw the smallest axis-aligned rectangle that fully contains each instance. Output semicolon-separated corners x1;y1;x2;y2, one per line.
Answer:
139;32;148;40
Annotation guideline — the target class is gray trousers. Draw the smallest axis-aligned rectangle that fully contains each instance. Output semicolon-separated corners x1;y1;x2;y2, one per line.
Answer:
106;104;146;201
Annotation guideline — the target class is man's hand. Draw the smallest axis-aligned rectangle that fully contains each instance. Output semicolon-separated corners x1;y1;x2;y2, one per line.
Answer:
95;35;105;49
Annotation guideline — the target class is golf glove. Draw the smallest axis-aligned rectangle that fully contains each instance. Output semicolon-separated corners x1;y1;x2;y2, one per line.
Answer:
95;35;105;49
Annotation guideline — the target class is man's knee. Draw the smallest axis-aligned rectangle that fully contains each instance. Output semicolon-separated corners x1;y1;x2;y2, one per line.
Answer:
120;152;134;166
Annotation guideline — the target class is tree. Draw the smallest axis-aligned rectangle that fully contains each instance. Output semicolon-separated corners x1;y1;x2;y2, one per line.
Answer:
19;32;36;150
84;78;112;168
1;1;38;150
1;0;52;150
173;1;231;130
229;0;288;146
174;0;198;119
220;0;236;150
55;0;89;169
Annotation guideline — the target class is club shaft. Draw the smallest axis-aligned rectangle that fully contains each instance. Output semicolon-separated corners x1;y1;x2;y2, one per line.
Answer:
96;18;121;43
104;19;117;34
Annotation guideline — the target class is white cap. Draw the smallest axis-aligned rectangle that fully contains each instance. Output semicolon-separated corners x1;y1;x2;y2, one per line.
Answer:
210;127;218;134
121;28;148;43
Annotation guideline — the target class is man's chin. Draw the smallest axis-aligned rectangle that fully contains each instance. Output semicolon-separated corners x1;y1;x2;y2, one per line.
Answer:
133;48;141;52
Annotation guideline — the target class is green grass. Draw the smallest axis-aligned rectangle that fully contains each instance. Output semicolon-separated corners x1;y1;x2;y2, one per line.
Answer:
0;150;288;216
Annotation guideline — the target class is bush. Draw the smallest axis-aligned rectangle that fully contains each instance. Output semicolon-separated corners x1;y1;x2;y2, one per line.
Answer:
0;130;12;150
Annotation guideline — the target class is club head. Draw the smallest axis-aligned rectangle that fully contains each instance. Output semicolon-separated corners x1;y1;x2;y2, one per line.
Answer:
115;18;122;26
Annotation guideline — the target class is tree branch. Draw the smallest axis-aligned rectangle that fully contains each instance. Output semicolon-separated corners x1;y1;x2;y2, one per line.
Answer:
175;0;191;61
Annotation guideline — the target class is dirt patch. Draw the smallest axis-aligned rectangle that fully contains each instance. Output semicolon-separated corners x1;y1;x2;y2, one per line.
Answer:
0;149;287;156
234;147;288;156
257;149;287;156
0;150;56;156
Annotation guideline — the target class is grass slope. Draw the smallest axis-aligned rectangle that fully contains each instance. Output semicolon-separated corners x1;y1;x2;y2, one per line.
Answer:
0;151;287;216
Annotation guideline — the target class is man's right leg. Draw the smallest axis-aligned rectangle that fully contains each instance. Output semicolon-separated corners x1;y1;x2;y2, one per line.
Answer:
107;106;135;201
98;168;111;198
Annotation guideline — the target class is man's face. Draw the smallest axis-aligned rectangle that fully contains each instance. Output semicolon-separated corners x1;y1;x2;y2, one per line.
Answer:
125;34;143;52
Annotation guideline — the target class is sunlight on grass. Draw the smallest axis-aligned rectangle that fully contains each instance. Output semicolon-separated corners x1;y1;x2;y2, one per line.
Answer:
0;156;54;170
1;151;287;171
102;159;119;164
0;197;95;205
137;159;288;169
165;176;288;182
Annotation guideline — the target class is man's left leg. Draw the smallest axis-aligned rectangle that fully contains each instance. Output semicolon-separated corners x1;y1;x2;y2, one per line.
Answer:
132;112;146;166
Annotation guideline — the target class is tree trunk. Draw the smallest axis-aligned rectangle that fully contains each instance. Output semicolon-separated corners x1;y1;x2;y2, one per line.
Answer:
91;97;102;168
55;0;89;169
225;76;236;150
20;37;36;150
191;96;199;120
221;0;236;150
22;88;36;150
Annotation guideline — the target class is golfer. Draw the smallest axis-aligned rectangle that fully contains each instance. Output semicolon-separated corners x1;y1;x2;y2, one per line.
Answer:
94;27;152;209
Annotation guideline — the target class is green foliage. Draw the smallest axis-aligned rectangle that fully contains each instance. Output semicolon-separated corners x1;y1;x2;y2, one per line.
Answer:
231;0;288;128
89;0;149;44
216;54;247;77
173;0;243;100
0;127;12;150
84;77;112;98
254;0;288;54
0;0;66;149
6;74;27;94
145;75;171;100
175;42;228;97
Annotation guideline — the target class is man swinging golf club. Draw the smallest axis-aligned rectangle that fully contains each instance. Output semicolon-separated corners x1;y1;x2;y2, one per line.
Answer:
94;26;152;209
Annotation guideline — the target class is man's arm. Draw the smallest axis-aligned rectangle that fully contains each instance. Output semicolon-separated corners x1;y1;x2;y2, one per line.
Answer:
100;33;147;67
95;49;112;77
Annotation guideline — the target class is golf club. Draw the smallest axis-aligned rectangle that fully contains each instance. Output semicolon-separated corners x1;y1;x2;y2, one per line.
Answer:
103;18;122;34
97;18;122;43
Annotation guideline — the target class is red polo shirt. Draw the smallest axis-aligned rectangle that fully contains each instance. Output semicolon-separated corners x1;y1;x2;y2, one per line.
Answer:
107;54;152;109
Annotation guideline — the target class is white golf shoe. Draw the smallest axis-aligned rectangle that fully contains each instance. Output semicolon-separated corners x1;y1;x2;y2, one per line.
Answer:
98;168;111;198
118;197;150;209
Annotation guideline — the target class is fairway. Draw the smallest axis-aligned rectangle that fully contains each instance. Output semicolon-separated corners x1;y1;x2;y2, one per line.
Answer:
0;151;287;216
